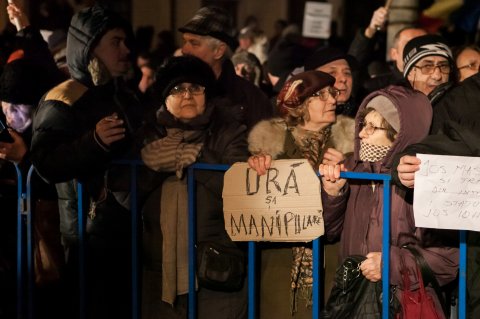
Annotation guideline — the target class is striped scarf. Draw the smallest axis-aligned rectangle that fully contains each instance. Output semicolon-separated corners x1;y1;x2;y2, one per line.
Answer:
141;128;205;179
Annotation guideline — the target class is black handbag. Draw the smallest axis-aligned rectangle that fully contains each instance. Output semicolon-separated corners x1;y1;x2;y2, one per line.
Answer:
196;241;245;292
321;255;401;319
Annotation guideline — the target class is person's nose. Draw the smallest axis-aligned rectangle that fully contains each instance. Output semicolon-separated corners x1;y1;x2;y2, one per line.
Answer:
182;43;191;56
430;66;443;80
359;126;368;139
183;88;193;98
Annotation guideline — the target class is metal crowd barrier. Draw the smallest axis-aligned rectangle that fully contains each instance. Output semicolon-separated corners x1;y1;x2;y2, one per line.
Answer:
16;162;468;318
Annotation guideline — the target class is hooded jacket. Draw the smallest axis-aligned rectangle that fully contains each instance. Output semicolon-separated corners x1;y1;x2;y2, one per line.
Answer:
30;6;140;244
322;86;458;314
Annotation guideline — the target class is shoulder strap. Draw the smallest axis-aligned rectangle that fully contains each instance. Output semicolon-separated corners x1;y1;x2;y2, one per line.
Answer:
404;245;448;315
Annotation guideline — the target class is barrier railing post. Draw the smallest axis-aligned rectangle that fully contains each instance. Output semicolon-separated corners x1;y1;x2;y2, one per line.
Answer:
248;241;256;319
130;163;140;319
77;182;86;319
188;166;197;319
382;177;391;319
26;167;35;319
459;230;467;319
15;165;25;319
312;237;322;319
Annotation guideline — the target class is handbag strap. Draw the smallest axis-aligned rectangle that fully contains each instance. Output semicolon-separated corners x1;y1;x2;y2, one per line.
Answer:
404;245;448;315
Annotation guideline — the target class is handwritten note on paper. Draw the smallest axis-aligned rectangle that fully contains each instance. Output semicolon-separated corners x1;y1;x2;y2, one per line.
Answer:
414;154;480;232
223;159;324;242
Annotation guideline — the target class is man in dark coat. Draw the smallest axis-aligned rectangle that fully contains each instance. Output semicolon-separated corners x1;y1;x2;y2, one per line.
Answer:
30;5;142;319
392;72;480;318
179;6;273;128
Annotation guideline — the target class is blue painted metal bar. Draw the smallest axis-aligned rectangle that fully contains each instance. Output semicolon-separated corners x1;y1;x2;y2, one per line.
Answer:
248;241;256;319
312;238;320;319
77;182;86;319
26;167;35;319
130;164;140;319
188;166;197;319
337;172;391;317
15;165;25;319
381;178;391;319
459;230;467;319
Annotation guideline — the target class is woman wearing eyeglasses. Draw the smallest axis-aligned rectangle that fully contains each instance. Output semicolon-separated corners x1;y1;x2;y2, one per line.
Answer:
319;86;458;318
247;71;355;318
141;55;249;319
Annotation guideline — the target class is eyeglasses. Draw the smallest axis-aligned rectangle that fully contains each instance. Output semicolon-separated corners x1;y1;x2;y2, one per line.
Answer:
360;120;387;135
169;84;205;97
457;61;479;71
311;87;341;101
414;63;451;75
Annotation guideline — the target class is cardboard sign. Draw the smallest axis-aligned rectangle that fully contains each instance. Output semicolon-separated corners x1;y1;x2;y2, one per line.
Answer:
223;159;324;242
302;2;332;39
414;154;480;232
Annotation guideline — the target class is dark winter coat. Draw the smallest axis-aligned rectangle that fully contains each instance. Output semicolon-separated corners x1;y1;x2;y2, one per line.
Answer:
30;6;141;242
322;86;458;315
214;59;273;130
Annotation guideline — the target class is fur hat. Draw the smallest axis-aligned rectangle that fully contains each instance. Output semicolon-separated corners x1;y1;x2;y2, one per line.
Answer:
276;70;335;116
304;47;357;71
0;59;54;106
365;95;400;132
178;6;238;51
154;55;216;104
403;34;453;77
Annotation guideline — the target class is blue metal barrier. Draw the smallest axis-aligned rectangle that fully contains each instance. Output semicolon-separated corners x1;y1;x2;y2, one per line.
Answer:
186;163;466;319
16;161;467;318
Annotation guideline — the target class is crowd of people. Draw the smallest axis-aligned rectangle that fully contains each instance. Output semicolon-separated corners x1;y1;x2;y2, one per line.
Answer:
0;1;479;319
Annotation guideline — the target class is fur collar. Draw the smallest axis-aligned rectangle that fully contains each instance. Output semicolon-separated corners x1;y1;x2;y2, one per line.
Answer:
248;115;355;158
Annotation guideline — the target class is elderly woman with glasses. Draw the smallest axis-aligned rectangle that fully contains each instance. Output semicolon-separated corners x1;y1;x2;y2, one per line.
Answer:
319;85;458;318
246;70;355;317
141;55;249;319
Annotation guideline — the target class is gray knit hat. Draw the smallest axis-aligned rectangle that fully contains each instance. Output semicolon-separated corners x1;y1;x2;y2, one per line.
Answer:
366;95;400;132
178;6;238;50
403;34;453;77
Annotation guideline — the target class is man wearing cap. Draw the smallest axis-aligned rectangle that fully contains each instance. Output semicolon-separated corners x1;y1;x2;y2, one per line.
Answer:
179;6;273;129
304;47;358;117
402;34;455;106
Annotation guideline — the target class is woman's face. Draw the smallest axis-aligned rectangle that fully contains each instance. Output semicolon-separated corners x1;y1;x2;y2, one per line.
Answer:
1;101;32;132
359;110;393;146
304;86;337;129
165;82;206;121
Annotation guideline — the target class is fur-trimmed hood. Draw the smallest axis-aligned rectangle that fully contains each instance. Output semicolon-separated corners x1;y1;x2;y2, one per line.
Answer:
248;115;355;158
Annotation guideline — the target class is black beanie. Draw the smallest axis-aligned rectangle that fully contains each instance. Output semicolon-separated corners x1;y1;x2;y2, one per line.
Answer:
154;56;216;104
0;59;54;106
403;34;453;77
305;46;357;71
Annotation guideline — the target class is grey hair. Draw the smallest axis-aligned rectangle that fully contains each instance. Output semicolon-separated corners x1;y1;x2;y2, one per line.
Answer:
205;36;233;60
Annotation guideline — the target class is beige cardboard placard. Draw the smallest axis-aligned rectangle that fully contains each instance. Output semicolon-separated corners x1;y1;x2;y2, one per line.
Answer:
223;159;324;242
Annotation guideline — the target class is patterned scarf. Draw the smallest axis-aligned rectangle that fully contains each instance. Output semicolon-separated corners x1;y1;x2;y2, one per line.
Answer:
290;246;313;314
288;126;330;314
359;141;391;162
290;126;331;168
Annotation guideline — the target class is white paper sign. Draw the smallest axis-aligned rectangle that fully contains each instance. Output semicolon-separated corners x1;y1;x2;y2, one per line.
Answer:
414;153;480;231
223;159;324;242
302;2;332;39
